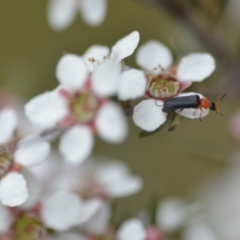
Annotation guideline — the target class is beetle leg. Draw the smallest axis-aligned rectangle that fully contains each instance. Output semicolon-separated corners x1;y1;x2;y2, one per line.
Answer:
193;108;203;122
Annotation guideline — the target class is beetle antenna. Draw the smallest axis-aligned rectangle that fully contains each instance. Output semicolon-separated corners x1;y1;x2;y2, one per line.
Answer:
214;93;227;116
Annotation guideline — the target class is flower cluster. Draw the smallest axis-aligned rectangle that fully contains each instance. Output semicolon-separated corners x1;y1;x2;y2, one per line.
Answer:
25;31;147;165
0;154;144;239
0;30;218;239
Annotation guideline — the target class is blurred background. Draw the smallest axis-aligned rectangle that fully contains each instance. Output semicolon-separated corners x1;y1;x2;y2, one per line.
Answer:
0;0;240;224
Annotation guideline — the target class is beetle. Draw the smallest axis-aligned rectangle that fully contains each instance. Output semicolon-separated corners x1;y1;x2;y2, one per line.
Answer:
160;93;226;121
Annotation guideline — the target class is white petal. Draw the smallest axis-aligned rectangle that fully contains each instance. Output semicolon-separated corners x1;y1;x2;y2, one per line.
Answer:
157;198;187;232
79;0;107;26
82;201;111;235
0;108;17;145
96;102;128;143
41;190;82;231
56;54;89;90
14;134;50;167
136;40;173;72
177;53;215;82
92;60;121;97
106;175;143;198
25;89;68;128
0;173;28;207
133;99;167;131
20;170;41;210
83;45;110;72
176;92;209;119
47;0;77;31
118;69;147;100
111;31;140;62
0;204;13;233
117;218;146;240
77;198;102;225
59;126;94;164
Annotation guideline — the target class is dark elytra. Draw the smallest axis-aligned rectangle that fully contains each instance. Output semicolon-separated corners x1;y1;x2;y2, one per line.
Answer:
162;95;201;113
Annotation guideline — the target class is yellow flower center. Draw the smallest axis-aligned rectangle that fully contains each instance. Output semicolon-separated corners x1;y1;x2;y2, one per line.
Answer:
71;92;99;123
147;75;180;99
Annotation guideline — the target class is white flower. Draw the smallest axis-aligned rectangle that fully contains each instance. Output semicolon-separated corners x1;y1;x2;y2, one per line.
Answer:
31;155;143;200
117;218;146;240
133;92;209;132
47;0;107;31
82;31;146;101
25;31;142;165
0;136;50;207
135;40;215;100
30;155;142;232
0;108;50;207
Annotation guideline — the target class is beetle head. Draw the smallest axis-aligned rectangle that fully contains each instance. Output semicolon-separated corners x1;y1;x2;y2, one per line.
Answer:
209;93;227;116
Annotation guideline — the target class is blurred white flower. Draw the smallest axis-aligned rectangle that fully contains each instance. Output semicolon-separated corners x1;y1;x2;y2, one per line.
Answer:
25;32;142;164
47;0;107;31
29;155;142;232
0;108;50;207
33;156;143;199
